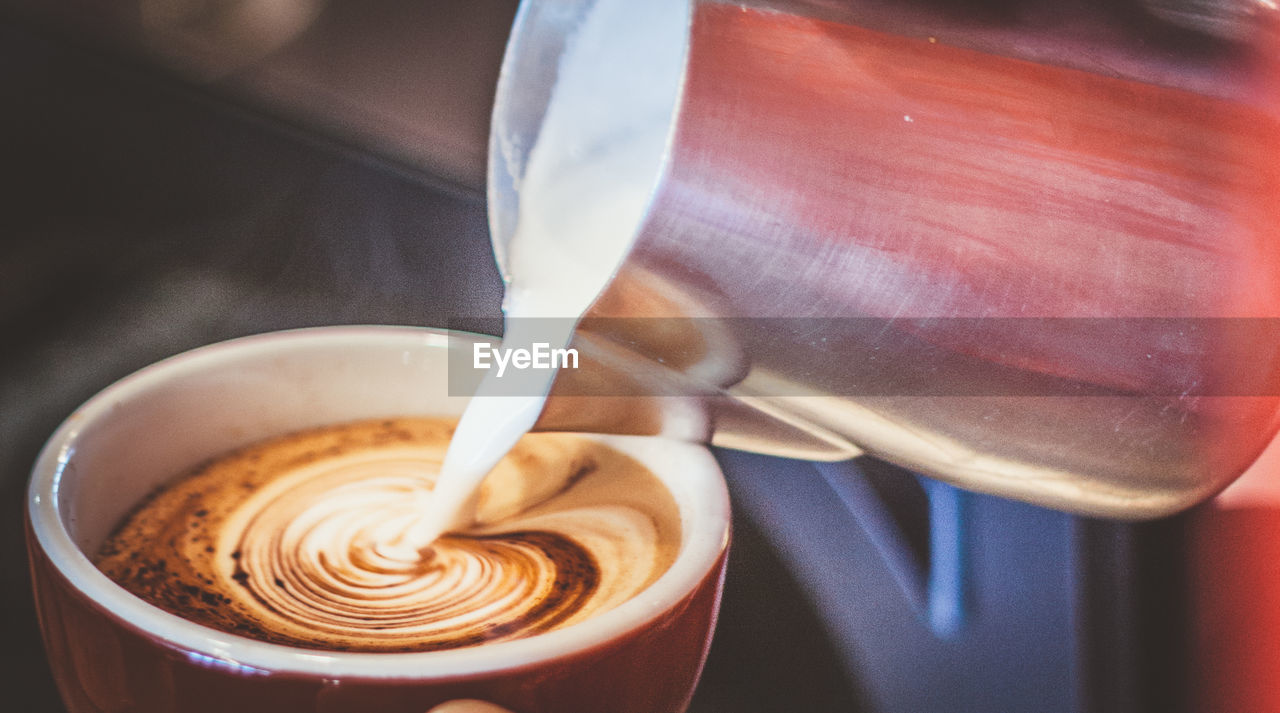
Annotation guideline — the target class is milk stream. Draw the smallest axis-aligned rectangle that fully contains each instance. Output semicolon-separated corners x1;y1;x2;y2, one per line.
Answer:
400;0;685;550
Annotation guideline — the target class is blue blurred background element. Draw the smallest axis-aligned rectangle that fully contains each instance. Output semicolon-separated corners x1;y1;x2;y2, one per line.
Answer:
0;3;1191;711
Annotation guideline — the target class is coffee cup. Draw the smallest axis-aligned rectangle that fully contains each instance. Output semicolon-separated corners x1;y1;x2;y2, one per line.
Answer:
26;326;730;713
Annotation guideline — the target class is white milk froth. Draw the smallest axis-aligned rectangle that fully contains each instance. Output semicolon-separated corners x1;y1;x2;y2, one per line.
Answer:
410;0;687;546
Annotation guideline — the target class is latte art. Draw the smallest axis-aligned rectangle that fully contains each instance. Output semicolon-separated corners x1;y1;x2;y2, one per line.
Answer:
95;418;681;652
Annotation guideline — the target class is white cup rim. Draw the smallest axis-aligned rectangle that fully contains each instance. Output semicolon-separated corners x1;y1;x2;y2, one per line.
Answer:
28;326;730;679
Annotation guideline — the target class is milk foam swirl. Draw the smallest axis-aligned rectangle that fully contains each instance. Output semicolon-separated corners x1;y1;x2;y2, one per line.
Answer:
225;450;608;650
95;419;681;653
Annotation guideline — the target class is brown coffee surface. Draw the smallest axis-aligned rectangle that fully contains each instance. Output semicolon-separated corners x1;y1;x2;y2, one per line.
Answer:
95;418;681;652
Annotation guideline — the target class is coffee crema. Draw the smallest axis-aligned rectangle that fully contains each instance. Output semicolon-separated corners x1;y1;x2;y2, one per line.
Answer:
94;417;681;653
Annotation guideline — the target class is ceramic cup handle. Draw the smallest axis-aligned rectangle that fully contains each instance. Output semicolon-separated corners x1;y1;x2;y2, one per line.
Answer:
427;700;517;713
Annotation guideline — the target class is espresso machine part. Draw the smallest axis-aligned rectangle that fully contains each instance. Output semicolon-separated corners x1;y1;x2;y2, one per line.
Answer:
489;0;1280;519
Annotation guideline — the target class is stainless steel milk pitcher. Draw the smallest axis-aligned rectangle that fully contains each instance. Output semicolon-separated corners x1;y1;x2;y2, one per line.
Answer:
487;0;1280;519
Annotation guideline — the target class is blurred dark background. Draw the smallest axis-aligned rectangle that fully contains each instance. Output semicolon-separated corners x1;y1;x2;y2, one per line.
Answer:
1;2;1196;711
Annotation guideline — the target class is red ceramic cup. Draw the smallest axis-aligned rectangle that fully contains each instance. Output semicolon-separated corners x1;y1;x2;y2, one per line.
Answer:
27;327;730;713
